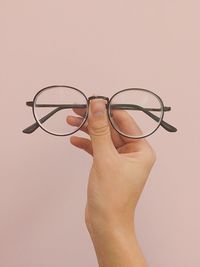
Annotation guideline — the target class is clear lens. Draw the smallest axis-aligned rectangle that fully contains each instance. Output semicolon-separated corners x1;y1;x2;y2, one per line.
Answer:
33;86;88;135
108;89;164;138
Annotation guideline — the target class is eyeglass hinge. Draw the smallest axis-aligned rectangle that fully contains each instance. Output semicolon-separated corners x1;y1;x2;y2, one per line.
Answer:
26;101;34;107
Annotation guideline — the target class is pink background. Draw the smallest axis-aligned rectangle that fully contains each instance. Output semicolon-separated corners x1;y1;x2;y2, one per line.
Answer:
1;1;199;266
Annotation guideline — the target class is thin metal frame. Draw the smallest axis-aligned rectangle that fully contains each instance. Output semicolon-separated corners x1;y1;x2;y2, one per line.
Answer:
23;85;177;139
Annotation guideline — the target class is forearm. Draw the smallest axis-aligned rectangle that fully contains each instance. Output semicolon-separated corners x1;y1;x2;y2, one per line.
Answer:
86;216;148;267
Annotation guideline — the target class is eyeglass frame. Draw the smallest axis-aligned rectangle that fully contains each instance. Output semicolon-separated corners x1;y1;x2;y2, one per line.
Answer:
23;85;177;139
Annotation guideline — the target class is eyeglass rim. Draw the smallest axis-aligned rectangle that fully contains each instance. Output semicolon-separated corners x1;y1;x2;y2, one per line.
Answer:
107;87;165;139
32;85;89;137
32;85;165;138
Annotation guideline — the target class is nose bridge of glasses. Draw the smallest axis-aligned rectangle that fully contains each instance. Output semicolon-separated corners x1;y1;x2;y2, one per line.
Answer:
88;95;109;102
88;96;109;110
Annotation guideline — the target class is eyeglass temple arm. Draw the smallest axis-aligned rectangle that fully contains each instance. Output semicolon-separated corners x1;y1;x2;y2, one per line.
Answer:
111;104;177;132
23;102;86;134
23;102;177;134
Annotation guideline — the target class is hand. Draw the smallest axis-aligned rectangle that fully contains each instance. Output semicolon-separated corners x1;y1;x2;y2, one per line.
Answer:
67;99;156;230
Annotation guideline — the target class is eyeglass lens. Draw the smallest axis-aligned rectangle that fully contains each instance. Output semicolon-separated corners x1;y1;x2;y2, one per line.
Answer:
109;89;163;138
33;86;88;136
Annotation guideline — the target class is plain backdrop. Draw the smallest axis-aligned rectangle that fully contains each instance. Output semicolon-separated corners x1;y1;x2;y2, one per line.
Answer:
0;1;200;266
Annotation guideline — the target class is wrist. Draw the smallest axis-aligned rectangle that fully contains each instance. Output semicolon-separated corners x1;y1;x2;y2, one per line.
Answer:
86;216;147;267
85;207;135;237
85;206;148;267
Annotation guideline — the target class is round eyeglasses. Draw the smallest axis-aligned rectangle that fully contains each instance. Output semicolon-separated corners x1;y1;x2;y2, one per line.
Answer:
23;85;177;139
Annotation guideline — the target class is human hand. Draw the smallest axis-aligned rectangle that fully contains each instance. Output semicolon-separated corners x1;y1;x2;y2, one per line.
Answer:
67;99;156;230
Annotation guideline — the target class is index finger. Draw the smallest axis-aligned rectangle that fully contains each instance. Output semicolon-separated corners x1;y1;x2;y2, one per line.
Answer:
110;109;144;142
72;107;88;118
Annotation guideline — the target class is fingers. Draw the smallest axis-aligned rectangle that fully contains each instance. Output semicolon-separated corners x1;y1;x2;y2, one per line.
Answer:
71;103;124;148
72;107;87;118
67;113;92;155
70;136;93;155
67;113;125;149
72;102;143;140
66;115;89;135
111;109;143;136
67;102;149;155
110;109;150;151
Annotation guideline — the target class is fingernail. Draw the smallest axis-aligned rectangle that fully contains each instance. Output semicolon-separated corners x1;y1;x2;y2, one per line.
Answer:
91;100;106;116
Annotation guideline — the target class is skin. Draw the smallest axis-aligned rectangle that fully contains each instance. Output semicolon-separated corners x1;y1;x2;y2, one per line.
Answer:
66;99;156;267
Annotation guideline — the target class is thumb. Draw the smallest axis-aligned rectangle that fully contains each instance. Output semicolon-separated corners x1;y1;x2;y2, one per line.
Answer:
88;99;116;158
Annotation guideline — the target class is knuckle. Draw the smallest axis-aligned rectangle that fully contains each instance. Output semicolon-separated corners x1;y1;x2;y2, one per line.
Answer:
89;123;110;136
144;146;157;166
148;148;157;165
151;149;157;164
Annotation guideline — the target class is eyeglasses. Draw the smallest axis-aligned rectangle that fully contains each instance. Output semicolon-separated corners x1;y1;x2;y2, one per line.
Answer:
23;85;177;139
